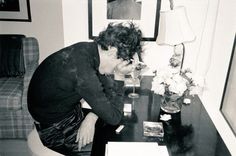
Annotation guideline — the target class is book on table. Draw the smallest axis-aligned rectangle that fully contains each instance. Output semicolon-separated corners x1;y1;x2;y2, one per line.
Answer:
105;142;168;156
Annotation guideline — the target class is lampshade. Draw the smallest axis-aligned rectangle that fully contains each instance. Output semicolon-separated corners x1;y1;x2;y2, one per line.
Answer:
156;6;195;46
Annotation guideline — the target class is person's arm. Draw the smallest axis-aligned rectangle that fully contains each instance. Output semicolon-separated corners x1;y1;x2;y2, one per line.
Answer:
77;73;124;125
76;61;132;125
75;60;132;150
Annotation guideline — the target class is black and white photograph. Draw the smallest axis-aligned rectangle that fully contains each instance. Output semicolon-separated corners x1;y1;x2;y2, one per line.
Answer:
0;0;20;11
0;0;31;21
107;0;142;20
0;0;235;156
88;0;161;41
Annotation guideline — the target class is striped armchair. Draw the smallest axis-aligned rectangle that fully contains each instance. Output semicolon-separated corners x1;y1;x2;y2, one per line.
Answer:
0;35;39;139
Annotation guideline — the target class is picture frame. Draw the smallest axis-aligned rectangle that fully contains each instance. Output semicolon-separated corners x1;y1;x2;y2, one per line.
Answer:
0;0;31;22
220;34;236;136
88;0;161;41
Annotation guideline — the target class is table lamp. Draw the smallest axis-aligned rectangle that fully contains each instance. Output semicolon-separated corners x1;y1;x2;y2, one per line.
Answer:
156;0;195;70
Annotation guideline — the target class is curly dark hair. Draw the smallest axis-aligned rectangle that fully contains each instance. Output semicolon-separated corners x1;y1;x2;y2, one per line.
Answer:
94;22;143;61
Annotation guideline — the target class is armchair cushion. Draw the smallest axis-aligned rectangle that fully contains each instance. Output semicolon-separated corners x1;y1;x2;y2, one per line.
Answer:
0;35;25;77
0;36;39;139
0;77;23;111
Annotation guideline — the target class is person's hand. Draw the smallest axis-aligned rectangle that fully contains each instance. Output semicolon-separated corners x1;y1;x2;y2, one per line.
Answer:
76;112;98;151
116;60;134;75
114;53;141;81
114;60;134;81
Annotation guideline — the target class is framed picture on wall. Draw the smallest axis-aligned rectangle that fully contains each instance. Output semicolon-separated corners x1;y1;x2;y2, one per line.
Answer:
88;0;161;41
220;34;236;136
0;0;31;22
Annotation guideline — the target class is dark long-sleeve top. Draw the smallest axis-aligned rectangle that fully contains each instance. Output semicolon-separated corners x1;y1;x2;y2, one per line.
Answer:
27;42;125;125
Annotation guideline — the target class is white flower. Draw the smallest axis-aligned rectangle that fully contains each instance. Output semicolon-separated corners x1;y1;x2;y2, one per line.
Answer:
165;77;173;85
152;76;164;84
151;83;165;95
168;80;187;96
160;114;172;121
183;98;191;104
172;74;186;84
152;63;200;98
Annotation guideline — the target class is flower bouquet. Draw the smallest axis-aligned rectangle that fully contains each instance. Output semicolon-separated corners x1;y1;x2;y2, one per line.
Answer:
151;52;202;113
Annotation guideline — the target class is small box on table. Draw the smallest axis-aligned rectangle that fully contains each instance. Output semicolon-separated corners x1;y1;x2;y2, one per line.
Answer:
143;121;164;138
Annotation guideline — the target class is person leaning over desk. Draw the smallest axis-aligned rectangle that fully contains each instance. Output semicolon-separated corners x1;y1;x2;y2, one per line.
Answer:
27;22;143;156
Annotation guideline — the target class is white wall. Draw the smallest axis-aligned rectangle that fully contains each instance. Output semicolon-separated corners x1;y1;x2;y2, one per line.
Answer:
200;0;236;155
0;0;64;63
62;0;89;46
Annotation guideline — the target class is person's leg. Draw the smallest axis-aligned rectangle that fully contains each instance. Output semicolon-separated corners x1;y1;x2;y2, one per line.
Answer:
36;106;85;155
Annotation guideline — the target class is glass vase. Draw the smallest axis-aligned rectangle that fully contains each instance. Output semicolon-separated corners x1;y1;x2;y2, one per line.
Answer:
160;94;183;113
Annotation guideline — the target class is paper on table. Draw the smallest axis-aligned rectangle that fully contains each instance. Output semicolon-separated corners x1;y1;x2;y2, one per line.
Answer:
105;142;169;156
